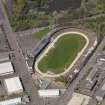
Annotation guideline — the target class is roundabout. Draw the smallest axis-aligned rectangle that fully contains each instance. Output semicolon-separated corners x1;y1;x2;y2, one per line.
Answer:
34;31;90;77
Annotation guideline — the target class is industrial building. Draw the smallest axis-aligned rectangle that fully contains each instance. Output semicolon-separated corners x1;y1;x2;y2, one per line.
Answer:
67;92;91;105
38;89;60;98
0;97;22;105
0;61;14;76
82;66;102;91
95;81;105;101
86;66;98;82
97;55;105;62
4;76;23;94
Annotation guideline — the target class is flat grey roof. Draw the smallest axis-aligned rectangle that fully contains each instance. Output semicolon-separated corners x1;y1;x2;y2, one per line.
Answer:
95;80;105;99
86;66;98;82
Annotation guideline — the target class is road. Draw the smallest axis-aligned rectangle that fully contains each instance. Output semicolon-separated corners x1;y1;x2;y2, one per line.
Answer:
0;1;42;105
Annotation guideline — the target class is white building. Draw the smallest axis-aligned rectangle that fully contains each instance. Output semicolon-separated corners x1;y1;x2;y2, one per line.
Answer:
0;62;14;76
38;89;60;98
0;97;22;105
4;77;23;95
67;92;91;105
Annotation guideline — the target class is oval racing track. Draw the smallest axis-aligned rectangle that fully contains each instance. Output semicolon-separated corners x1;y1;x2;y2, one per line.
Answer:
35;31;89;78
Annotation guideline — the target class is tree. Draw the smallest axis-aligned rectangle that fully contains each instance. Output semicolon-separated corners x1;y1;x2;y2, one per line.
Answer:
35;0;49;8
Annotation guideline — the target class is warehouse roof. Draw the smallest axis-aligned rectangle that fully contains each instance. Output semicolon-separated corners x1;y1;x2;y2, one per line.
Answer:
86;66;98;82
4;77;23;94
0;62;14;76
38;89;60;97
0;97;21;105
96;81;105;101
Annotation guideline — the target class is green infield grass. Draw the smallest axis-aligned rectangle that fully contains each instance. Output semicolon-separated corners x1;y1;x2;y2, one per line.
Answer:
38;33;86;74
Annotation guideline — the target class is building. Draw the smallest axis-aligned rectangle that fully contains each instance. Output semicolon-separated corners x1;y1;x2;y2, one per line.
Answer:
95;81;105;101
82;66;102;91
67;93;91;105
38;89;60;97
0;61;14;76
4;77;23;95
82;79;97;91
0;97;22;105
98;55;105;62
86;66;98;82
81;66;98;91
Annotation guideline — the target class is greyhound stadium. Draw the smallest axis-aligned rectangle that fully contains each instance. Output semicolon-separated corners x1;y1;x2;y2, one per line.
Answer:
34;28;97;77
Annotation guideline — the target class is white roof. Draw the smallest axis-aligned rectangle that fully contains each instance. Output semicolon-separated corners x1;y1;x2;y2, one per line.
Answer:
4;77;23;94
67;93;90;105
99;58;105;61
0;62;14;76
101;83;105;91
0;97;21;105
38;89;60;97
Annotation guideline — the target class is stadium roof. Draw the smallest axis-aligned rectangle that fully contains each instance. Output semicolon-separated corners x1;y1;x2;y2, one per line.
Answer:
0;62;14;76
0;97;21;105
4;77;23;94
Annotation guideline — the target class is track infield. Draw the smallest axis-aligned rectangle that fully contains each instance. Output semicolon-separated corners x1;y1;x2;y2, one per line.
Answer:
35;31;89;77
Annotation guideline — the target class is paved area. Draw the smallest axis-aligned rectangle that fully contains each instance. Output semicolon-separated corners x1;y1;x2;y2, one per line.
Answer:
17;33;39;56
